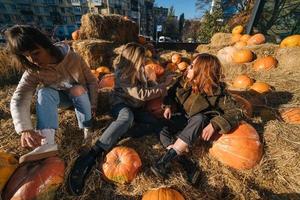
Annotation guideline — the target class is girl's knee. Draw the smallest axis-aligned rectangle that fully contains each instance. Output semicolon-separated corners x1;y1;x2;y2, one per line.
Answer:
37;87;59;103
69;85;86;97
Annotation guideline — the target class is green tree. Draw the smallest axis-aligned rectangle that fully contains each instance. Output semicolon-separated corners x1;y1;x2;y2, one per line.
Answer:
163;6;179;39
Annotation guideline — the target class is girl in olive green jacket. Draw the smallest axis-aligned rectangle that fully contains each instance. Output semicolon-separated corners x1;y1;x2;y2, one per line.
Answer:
151;53;244;185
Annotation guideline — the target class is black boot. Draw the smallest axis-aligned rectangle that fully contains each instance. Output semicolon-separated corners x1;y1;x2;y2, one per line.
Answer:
150;148;177;179
177;155;201;185
67;144;103;195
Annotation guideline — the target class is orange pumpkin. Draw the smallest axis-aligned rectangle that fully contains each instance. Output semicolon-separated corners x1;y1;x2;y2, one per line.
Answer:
280;35;300;47
98;73;115;90
232;74;254;89
231;33;242;43
247;33;265;45
171;53;182;64
232;25;244;34
2;156;65;200
123;16;130;20
250;82;271;93
142;188;185;200
166;62;178;72
233;49;254;63
96;66;110;74
210;122;263;170
253;56;277;71
0;152;18;192
177;61;189;71
138;35;147;45
102;146;142;184
280;107;300;124
240;34;251;42
217;46;237;64
234;41;247;48
145;63;165;77
71;30;80;40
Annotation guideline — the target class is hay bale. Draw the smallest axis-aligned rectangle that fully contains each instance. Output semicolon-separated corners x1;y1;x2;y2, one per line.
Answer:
275;47;300;70
195;44;222;55
79;14;139;44
72;39;121;69
245;43;279;58
211;32;234;47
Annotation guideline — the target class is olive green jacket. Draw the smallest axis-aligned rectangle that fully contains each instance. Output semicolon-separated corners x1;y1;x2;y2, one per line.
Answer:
163;78;243;134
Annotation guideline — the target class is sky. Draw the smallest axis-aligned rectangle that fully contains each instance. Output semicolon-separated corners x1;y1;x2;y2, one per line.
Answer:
154;0;211;19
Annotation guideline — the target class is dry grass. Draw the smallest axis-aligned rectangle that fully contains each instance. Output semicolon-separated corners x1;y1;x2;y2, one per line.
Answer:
1;41;300;200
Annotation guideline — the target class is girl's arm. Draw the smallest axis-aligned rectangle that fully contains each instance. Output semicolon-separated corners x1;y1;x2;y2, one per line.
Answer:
162;78;180;108
210;93;244;134
80;57;98;109
10;71;39;134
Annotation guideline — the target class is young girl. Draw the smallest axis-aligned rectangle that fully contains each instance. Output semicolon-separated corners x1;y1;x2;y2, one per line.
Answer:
151;53;244;185
6;25;98;163
67;43;174;195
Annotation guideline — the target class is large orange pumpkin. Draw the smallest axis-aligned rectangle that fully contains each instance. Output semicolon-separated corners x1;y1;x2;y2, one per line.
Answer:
2;156;65;200
210;122;263;170
98;73;115;90
177;61;189;71
232;74;254;90
280;107;300;124
171;53;182;64
240;34;251;42
71;30;80;40
166;62;178;72
232;25;244;34
231;33;242;43
96;66;110;74
250;82;271;93
142;188;185;200
233;49;254;63
234;41;247;48
253;56;277;71
102;146;142;184
217;46;237;64
280;35;300;47
247;33;265;45
0;152;18;192
145;63;165;77
91;69;100;78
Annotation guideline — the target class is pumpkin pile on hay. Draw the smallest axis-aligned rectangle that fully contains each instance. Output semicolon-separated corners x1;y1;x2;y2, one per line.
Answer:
79;13;139;44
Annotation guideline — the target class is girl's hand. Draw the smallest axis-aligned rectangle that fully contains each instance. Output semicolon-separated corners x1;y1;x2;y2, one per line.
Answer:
21;130;45;148
163;107;172;119
201;123;215;141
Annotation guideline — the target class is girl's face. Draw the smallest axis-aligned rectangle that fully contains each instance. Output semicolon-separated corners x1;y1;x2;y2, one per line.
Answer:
187;62;195;80
23;46;54;68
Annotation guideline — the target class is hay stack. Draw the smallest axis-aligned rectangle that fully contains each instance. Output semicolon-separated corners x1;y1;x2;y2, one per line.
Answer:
275;47;300;70
79;14;139;44
210;32;234;47
72;39;121;69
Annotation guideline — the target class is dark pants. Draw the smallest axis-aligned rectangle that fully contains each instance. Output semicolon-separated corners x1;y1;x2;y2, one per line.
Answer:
160;112;209;148
96;103;163;151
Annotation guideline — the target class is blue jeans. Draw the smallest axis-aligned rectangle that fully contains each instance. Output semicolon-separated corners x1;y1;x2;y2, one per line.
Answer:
36;87;92;130
95;103;163;151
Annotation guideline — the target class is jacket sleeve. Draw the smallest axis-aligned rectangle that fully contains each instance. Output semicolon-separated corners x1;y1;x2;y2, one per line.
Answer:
10;71;39;134
162;79;180;108
210;92;244;134
80;57;98;108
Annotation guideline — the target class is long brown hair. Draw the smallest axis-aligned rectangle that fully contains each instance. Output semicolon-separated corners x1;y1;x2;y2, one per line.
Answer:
115;42;146;85
5;25;63;71
188;53;222;95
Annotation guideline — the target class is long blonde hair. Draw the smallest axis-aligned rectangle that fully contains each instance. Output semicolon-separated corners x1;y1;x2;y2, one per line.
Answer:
188;53;222;95
115;42;146;85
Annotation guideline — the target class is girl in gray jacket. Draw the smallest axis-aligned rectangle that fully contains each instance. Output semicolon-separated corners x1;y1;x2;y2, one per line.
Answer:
6;25;98;164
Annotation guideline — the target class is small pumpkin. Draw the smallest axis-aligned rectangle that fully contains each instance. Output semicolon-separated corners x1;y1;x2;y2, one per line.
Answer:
177;61;189;71
234;41;247;48
253;56;277;71
232;25;244;34
98;73;115;90
250;82;271;93
142;188;185;200
231;33;242;43
240;34;251;42
0;152;18;192
280;107;300;124
171;53;182;64
166;62;178;72
280;35;300;47
232;74;254;90
247;33;265;45
96;66;110;74
210;122;263;170
233;49;254;63
102;146;142;184
145;63;165;77
2;156;65;200
217;46;237;64
71;30;80;40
